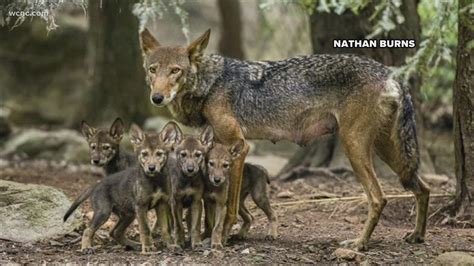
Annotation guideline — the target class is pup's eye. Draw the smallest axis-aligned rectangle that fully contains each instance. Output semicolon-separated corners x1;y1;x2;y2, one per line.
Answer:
149;66;156;74
170;67;181;75
195;152;202;158
208;161;214;167
103;145;110;150
141;151;149;157
90;143;97;150
156;151;164;157
180;151;187;158
223;162;230;169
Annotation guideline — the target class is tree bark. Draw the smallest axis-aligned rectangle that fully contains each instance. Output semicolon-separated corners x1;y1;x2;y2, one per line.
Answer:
73;0;148;126
280;0;435;176
217;0;245;59
450;0;473;216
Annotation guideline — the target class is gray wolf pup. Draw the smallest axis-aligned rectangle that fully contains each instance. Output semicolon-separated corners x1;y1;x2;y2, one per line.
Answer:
80;118;135;175
64;122;180;254
169;126;213;249
139;28;430;251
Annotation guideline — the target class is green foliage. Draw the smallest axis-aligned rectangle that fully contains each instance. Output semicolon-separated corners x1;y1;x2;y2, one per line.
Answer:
133;0;190;42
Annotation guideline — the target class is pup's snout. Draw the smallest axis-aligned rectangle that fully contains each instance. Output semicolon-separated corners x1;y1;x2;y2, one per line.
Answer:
148;165;156;172
187;166;195;173
151;93;164;105
92;159;100;165
213;176;222;184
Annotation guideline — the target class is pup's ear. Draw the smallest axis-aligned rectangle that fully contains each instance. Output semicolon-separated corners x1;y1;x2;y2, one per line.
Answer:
140;28;160;55
200;125;214;148
80;120;96;139
160;121;183;146
187;29;210;72
229;139;245;158
109;117;124;141
130;123;145;146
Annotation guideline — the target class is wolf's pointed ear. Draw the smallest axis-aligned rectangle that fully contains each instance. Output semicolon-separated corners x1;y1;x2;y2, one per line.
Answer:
200;125;214;148
80;120;96;139
109;117;125;141
229;139;245;158
140;28;160;55
130;123;145;146
187;29;211;71
160;121;183;146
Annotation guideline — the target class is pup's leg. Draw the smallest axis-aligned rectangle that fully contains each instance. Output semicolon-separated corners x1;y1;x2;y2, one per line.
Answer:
110;215;139;249
81;209;111;253
212;201;227;249
202;200;214;240
135;205;154;254
151;208;161;238
251;183;278;240
236;199;253;240
173;201;185;248
157;202;175;249
190;198;203;249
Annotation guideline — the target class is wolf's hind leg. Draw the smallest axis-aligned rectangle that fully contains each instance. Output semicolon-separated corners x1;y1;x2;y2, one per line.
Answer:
111;215;139;249
81;208;111;253
375;129;430;243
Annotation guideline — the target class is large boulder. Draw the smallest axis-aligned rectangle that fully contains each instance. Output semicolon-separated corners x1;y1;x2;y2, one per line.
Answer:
434;252;474;266
0;129;89;163
0;180;81;242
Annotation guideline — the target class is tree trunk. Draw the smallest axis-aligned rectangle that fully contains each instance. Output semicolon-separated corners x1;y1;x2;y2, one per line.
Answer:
217;0;245;59
280;0;435;176
450;0;473;216
73;0;148;126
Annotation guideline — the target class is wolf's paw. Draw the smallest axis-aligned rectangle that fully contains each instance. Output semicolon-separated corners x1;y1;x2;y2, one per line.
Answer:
141;245;157;255
211;242;223;250
403;231;425;244
81;247;96;255
339;238;368;252
265;233;277;241
230;233;246;241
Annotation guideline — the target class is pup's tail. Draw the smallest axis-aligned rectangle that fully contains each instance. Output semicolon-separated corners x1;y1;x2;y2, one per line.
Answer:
63;185;95;222
396;81;421;192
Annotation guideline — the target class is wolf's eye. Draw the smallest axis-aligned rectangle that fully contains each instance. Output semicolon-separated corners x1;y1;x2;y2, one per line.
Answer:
170;67;181;75
103;145;110;150
195;151;202;158
180;151;187;158
208;161;214;167
156;150;164;157
223;162;230;169
149;66;156;74
90;143;97;150
141;151;149;157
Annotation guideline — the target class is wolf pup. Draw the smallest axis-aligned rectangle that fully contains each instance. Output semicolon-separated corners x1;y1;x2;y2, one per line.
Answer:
140;29;430;251
202;141;244;249
170;126;213;249
64;123;179;254
81;118;135;175
235;163;278;241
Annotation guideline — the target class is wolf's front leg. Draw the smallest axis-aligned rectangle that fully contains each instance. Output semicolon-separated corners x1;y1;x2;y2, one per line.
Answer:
157;202;176;250
190;198;203;249
135;205;155;254
223;143;249;240
212;202;227;249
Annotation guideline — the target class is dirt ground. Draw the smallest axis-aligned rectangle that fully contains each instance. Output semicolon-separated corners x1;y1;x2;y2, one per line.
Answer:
0;158;473;264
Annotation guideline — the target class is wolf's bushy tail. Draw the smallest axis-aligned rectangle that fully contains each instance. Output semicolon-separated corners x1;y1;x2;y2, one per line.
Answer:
63;186;95;222
396;81;421;191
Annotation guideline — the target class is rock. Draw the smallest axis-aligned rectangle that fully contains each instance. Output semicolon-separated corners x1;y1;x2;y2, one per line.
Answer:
143;117;193;134
424;174;450;184
0;129;89;163
277;190;294;199
0;180;81;242
434;251;474;266
333;248;365;262
241;248;251;254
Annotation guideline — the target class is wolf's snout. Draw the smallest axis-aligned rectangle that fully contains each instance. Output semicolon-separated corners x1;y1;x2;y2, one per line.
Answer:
187;166;195;173
151;93;164;104
213;176;222;184
92;159;100;165
148;165;156;172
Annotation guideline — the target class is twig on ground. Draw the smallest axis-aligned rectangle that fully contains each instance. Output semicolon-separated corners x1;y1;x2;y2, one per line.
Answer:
273;193;451;208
